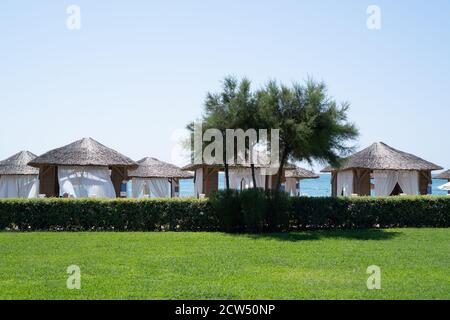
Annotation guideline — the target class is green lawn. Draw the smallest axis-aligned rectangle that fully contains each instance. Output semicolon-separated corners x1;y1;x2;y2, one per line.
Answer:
0;229;448;300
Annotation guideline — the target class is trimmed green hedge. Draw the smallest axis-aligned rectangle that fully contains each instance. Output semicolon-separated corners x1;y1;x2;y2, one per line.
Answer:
0;198;216;232
0;192;449;232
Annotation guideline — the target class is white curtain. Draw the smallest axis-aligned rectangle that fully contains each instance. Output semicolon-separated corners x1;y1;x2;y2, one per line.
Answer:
229;168;266;190
254;169;266;189
131;179;147;198
194;168;203;196
0;175;39;198
58;166;116;198
397;171;419;195
374;170;419;196
131;178;171;198
149;178;170;198
337;171;354;196
285;178;298;196
373;171;399;196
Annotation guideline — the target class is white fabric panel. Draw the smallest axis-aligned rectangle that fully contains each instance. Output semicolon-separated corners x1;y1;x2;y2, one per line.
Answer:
58;166;116;198
131;179;146;198
0;175;39;198
254;169;266;189
285;178;298;196
229;168;266;190
229;168;247;190
374;170;419;196
397;171;419;195
149;178;170;198
337;171;354;196
373;170;399;196
194;168;203;196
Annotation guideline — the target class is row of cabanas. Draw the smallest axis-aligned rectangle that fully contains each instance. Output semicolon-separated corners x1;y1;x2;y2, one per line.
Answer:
0;137;320;199
0;138;193;199
180;141;448;197
183;163;319;197
0;139;448;199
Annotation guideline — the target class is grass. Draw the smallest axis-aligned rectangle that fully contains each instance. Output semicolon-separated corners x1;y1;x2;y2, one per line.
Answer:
0;229;448;300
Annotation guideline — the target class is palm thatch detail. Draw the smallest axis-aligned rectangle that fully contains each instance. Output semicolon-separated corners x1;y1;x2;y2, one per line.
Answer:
29;138;137;168
321;142;442;172
434;169;450;180
128;157;193;179
0;151;39;175
285;167;319;179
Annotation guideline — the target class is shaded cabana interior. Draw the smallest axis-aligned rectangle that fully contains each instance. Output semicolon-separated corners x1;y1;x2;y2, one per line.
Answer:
29;138;137;198
322;142;442;196
127;157;193;198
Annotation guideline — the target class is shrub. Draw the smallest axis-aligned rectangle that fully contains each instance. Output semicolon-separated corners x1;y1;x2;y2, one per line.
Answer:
0;193;448;232
0;198;215;232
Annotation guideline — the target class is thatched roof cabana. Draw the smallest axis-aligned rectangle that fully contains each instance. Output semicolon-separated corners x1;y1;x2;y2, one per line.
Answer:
0;151;39;176
284;167;319;196
29;138;137;198
322;142;441;172
128;158;193;198
321;142;442;196
285;167;319;179
182;161;312;197
129;158;193;179
0;151;40;198
434;170;450;180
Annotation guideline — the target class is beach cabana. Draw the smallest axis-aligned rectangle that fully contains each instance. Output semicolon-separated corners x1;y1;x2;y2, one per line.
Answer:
29;138;137;198
321;142;442;196
182;162;309;197
128;157;193;198
285;167;319;196
182;163;287;197
0;151;39;198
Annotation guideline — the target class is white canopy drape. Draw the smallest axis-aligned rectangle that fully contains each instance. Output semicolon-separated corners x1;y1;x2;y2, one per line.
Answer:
229;168;266;190
131;178;170;198
194;168;203;196
131;179;147;198
374;170;419;196
285;177;298;196
337;170;354;196
397;171;419;195
58;166;116;198
149;178;170;197
373;171;398;196
0;175;39;198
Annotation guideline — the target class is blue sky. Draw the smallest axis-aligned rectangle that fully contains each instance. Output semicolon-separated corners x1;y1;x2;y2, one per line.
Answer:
1;1;449;171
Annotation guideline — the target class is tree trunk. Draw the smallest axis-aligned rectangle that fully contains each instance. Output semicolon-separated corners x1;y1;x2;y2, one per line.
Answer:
224;163;230;190
251;164;257;189
275;151;288;191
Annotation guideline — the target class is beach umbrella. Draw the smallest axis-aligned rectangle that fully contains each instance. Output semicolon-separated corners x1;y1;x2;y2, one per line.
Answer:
438;182;450;191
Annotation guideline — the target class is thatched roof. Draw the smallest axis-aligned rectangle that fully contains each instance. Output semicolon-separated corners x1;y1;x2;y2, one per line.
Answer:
129;157;193;179
321;142;442;172
434;169;450;180
29;138;137;168
182;162;296;171
285;167;319;179
0;151;39;175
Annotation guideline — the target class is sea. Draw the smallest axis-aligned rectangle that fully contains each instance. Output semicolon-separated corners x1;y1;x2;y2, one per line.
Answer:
179;173;449;197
